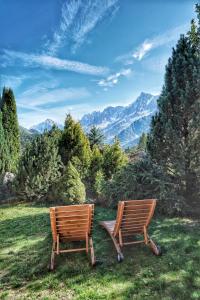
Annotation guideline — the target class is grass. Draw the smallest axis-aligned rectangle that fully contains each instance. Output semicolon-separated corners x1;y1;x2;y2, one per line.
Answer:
0;203;200;300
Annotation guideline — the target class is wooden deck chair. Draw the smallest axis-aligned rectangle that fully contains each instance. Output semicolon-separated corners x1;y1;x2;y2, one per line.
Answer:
49;204;96;270
99;199;161;262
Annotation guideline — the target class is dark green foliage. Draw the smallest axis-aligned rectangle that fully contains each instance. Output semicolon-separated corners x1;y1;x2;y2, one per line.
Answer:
15;133;62;200
86;145;103;196
59;114;91;177
87;126;104;148
102;139;128;179
138;132;147;151
147;34;200;212
0;111;9;175
55;161;86;204
101;158;172;210
1;88;20;172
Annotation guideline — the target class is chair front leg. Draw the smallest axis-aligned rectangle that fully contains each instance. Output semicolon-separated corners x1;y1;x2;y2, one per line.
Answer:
89;237;96;266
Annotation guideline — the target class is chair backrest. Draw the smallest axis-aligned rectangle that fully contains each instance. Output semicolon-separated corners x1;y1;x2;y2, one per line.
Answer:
50;204;94;242
113;199;156;237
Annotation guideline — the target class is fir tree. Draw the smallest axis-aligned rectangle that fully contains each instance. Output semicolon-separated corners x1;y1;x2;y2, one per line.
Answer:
57;161;86;204
147;33;200;209
102;139;128;179
59;114;91;176
16;133;62;200
87;126;104;148
1;88;20;172
138;133;147;151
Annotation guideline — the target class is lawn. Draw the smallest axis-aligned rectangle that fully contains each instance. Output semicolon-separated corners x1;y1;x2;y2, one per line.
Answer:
0;203;200;300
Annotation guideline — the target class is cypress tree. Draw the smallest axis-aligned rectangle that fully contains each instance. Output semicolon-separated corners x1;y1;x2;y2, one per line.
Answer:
147;33;200;210
1;88;20;172
87;145;103;194
0;111;9;175
59;114;91;177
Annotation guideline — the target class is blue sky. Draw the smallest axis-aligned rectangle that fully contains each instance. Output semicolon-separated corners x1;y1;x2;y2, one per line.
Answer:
0;0;197;128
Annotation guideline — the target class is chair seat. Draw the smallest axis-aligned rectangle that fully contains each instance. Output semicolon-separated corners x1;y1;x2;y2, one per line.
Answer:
99;220;116;233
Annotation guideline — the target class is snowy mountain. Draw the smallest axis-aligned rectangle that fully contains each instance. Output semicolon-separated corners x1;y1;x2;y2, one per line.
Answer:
80;92;158;148
30;119;63;133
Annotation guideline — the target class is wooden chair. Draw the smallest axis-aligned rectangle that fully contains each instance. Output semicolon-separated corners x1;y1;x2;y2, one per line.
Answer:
99;199;161;262
49;204;96;270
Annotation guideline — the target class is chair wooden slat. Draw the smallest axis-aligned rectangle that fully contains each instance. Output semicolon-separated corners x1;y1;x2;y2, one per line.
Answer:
49;203;96;270
99;199;161;261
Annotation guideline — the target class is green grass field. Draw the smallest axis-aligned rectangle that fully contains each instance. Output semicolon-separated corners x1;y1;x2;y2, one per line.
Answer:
0;203;200;300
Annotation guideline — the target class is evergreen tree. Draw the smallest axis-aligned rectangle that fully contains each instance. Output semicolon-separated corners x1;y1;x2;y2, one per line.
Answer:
0;112;9;175
87;145;103;194
56;161;86;204
16;133;62;200
59;114;91;176
1;88;20;172
102;139;128;179
138;133;147;151
147;33;200;210
87;126;104;148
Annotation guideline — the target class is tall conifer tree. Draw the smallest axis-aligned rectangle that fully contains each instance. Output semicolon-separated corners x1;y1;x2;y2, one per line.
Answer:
1;88;20;172
147;31;200;208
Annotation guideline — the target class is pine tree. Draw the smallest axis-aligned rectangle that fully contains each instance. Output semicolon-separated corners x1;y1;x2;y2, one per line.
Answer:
147;33;200;210
16;133;62;200
102;139;128;179
59;114;91;176
1;88;20;172
87;126;104;148
56;161;86;204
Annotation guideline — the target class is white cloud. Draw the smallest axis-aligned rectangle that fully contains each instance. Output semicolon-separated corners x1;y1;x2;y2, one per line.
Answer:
133;41;153;61
0;75;27;90
45;0;119;55
18;87;90;107
116;23;189;64
98;68;132;88
2;49;109;76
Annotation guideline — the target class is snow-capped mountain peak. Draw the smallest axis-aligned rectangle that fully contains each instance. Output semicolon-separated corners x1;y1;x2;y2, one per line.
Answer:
30;119;63;133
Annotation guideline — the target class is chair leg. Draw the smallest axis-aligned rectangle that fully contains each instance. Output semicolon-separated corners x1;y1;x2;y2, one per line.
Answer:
89;237;96;266
110;233;124;262
50;242;56;270
147;234;162;256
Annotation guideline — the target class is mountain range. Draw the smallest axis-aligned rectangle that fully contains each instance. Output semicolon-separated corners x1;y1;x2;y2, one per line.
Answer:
22;92;158;148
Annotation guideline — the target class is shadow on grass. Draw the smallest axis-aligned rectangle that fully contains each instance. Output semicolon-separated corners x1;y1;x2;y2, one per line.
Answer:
0;205;200;300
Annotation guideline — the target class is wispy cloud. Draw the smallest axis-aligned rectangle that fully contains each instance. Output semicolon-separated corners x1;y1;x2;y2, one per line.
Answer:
98;68;132;89
18;86;90;107
45;0;119;55
116;23;189;64
2;49;109;76
0;74;27;90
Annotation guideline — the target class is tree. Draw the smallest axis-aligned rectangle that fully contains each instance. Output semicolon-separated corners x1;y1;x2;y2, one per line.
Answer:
138;133;147;151
102;139;128;179
56;161;86;204
87;126;104;148
147;33;200;210
59;114;91;177
87;145;103;195
0;111;9;175
16;133;62;200
1;88;20;172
